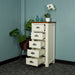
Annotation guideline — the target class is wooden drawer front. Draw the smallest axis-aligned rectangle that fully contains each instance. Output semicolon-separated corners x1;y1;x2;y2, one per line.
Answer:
31;33;45;40
32;24;45;32
27;49;45;57
29;41;45;48
26;57;45;66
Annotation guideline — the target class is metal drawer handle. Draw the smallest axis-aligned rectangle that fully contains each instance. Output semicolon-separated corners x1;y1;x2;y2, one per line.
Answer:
31;52;35;54
36;26;40;29
35;35;38;37
33;43;36;46
44;24;45;26
30;61;33;63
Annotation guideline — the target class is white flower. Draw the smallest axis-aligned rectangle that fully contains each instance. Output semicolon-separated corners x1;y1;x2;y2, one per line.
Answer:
47;4;55;10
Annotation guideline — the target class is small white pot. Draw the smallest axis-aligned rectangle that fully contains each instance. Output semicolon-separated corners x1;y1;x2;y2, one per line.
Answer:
45;18;50;22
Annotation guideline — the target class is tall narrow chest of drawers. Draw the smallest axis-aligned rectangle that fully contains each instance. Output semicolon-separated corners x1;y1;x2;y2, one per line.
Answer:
26;22;56;67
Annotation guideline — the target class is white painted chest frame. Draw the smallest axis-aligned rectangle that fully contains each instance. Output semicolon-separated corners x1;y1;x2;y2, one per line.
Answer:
26;22;56;67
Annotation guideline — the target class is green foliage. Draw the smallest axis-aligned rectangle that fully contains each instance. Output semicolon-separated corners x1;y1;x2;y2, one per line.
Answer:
9;19;34;43
9;28;19;37
44;13;50;18
9;28;26;43
25;19;34;38
25;19;34;31
17;34;26;43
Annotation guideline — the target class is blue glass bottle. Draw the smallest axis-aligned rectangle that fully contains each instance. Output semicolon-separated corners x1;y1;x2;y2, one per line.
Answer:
40;18;44;22
36;16;39;22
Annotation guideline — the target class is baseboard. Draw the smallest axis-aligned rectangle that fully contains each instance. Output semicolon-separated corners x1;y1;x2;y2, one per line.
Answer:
0;57;75;66
55;59;75;65
0;55;27;66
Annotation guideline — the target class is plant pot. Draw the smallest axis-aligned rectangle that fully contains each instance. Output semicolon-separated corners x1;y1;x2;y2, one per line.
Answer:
45;18;50;22
19;38;31;50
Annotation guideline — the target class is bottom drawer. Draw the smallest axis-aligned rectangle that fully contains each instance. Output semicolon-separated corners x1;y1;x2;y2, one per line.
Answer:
26;57;45;66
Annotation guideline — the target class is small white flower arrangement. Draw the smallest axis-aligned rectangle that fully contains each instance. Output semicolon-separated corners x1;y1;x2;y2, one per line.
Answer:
47;4;55;10
44;4;55;22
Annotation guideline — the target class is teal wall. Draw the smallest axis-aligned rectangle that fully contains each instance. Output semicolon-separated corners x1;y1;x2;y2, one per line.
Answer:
21;0;27;55
25;0;75;62
0;0;21;62
21;0;25;35
0;0;75;62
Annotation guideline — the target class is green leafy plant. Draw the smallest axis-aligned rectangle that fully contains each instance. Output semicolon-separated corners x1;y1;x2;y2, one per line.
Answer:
9;28;26;43
25;19;34;31
44;13;50;18
17;34;26;43
9;28;19;37
9;19;34;43
25;19;34;38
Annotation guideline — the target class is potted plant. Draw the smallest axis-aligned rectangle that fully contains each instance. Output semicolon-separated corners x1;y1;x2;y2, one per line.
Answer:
44;13;50;22
9;28;26;43
9;19;34;50
44;4;55;22
9;28;27;49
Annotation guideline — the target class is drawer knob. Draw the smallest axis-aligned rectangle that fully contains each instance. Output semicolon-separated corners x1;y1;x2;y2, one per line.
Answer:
35;35;38;37
36;26;40;29
31;52;35;54
30;61;33;63
33;43;36;46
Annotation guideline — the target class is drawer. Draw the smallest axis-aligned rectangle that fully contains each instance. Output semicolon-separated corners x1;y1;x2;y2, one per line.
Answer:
26;57;45;66
27;49;45;57
32;24;45;32
29;41;45;48
31;32;45;40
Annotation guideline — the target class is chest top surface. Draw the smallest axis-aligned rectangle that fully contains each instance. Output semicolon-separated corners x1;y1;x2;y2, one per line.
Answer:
31;22;56;23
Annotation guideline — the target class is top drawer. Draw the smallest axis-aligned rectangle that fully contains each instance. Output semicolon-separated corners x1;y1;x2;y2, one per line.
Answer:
32;23;45;32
